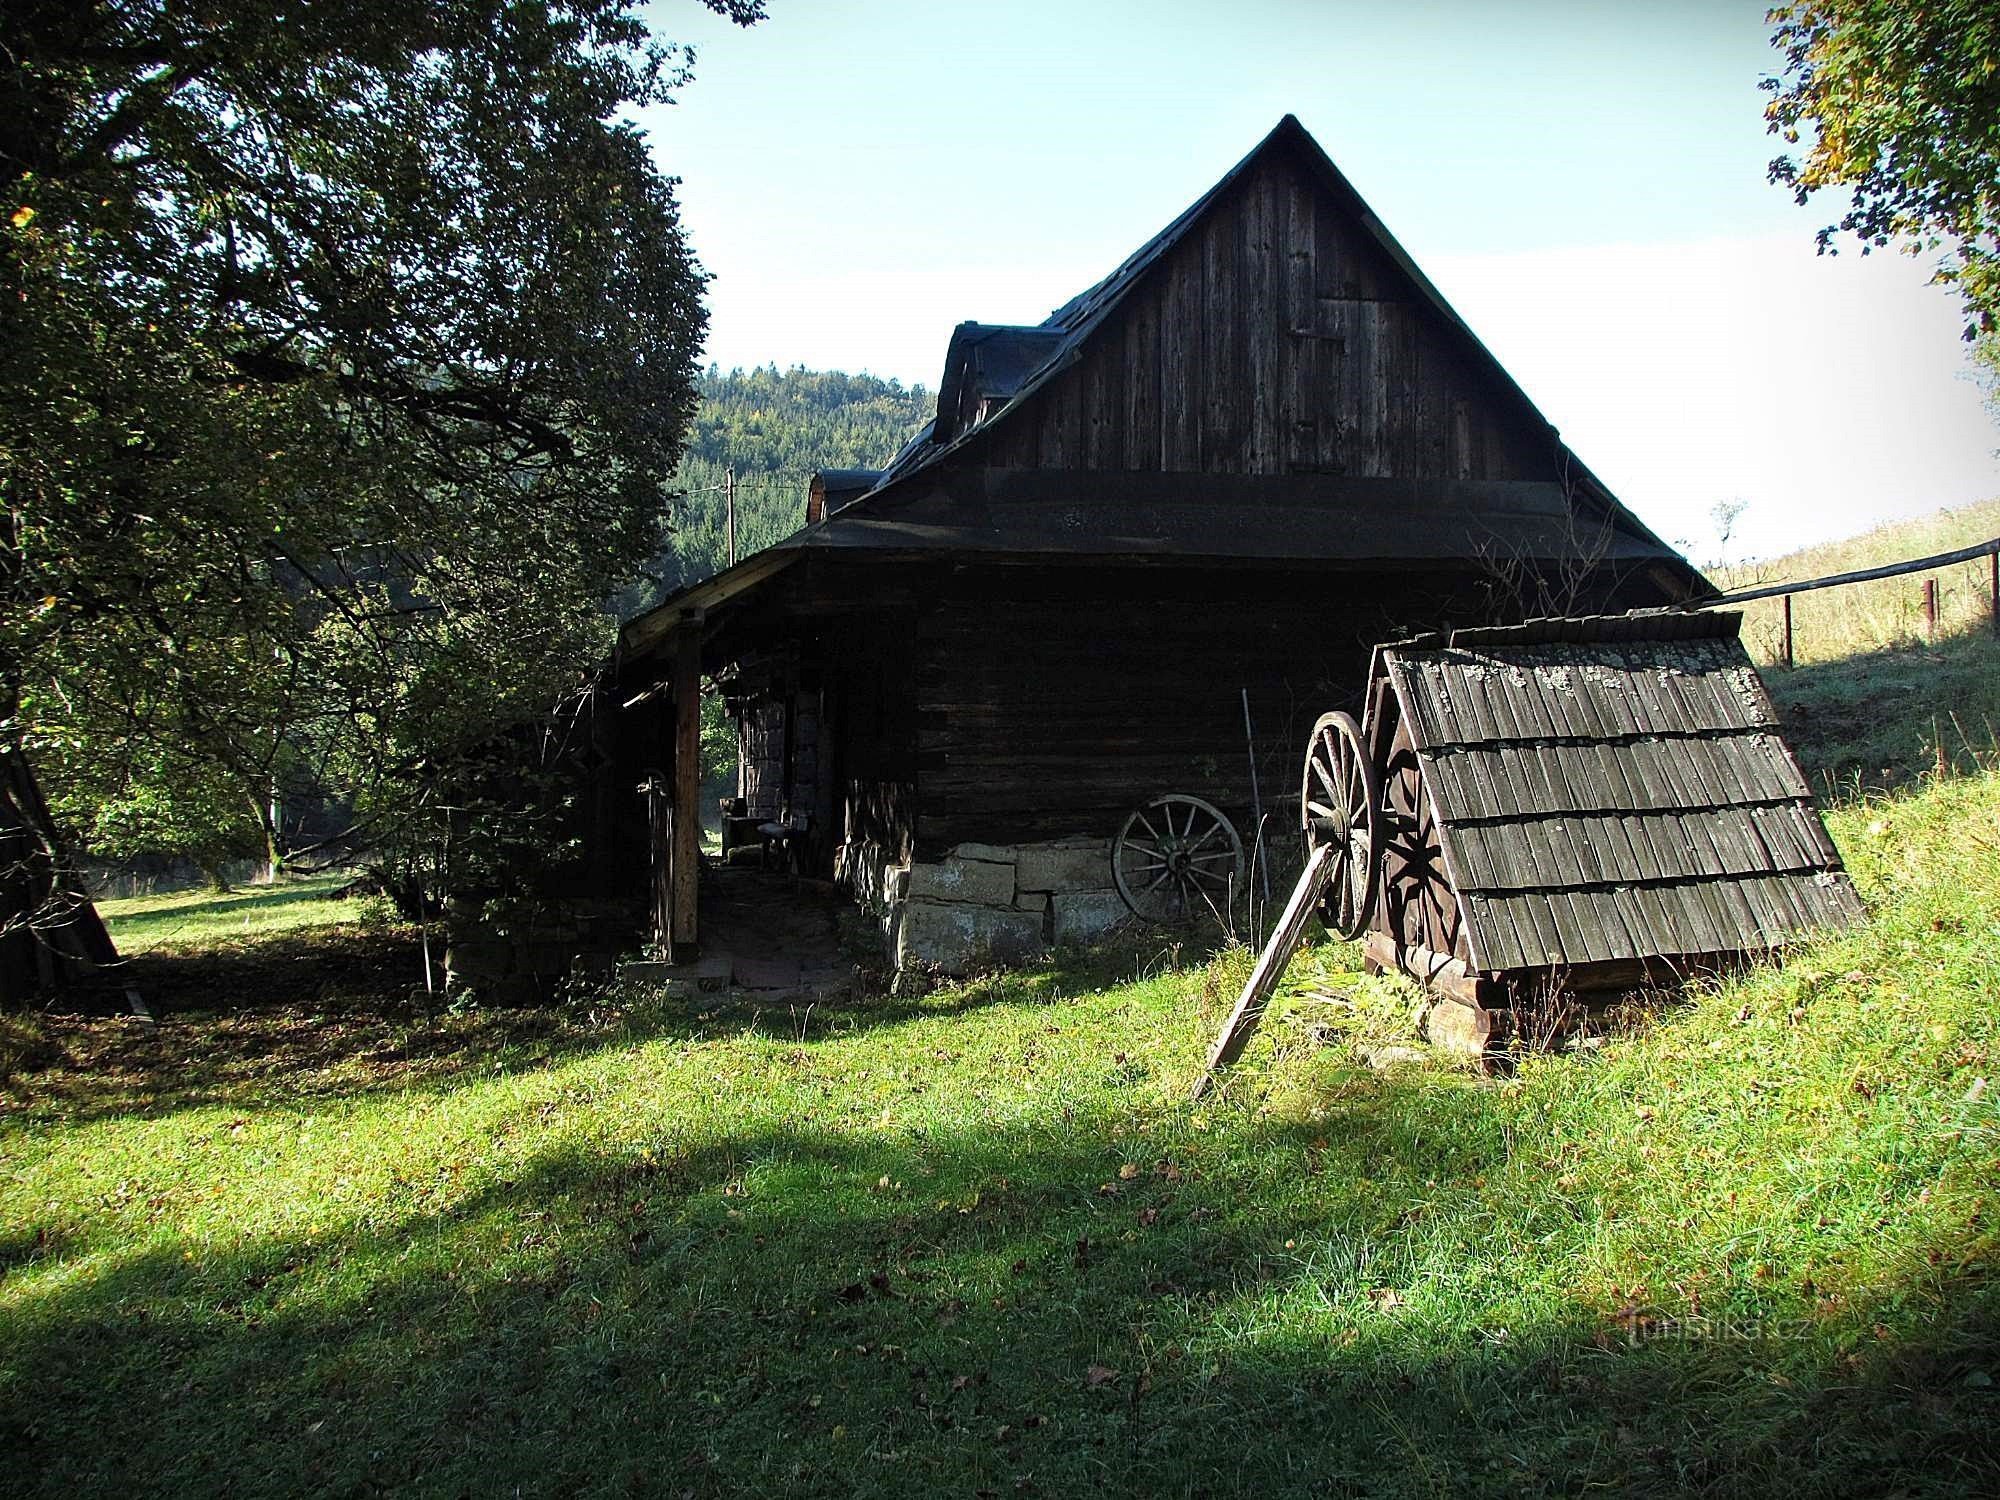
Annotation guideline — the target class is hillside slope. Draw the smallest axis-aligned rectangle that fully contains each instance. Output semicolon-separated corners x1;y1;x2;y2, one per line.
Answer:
1715;498;2000;667
5;749;1998;1497
6;505;2000;1499
1711;500;2000;794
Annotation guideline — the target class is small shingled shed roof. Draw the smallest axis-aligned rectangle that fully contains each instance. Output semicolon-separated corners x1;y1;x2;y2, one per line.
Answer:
1375;612;1863;975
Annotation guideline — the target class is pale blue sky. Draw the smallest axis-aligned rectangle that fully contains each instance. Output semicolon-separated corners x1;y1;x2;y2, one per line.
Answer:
635;0;2000;561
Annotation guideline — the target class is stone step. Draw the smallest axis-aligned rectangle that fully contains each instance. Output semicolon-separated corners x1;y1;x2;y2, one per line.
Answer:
733;956;802;990
618;952;733;999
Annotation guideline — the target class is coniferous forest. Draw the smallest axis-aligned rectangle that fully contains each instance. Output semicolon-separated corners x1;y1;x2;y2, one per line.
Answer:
623;365;934;613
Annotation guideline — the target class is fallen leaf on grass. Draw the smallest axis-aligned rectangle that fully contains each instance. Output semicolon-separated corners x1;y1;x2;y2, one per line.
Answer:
1117;1162;1139;1181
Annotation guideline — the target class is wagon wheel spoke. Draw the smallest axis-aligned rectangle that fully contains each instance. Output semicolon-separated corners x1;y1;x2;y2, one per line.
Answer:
1299;711;1383;941
1310;755;1340;807
1113;795;1245;926
1185;821;1224;855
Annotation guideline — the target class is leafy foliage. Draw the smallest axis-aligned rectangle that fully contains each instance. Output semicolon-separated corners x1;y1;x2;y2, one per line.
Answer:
49;738;267;888
0;1;758;876
1764;1;2000;339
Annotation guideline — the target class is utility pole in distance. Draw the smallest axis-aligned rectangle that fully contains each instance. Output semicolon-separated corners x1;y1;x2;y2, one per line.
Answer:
724;466;737;567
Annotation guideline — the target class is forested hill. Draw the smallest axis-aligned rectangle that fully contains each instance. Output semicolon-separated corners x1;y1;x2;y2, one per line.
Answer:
624;366;934;613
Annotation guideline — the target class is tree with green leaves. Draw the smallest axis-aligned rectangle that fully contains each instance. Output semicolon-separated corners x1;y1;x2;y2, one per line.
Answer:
1764;1;2000;342
1;1;759;901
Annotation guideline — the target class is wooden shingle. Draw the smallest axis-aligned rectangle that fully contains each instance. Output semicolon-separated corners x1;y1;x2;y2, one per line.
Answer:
1377;612;1862;975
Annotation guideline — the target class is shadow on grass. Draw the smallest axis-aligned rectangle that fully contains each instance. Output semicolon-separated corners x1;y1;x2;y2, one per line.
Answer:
2;1093;1992;1499
1764;628;2000;798
0;925;1219;1126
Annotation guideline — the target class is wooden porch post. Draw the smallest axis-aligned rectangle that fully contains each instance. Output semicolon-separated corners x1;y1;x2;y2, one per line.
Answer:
672;610;704;953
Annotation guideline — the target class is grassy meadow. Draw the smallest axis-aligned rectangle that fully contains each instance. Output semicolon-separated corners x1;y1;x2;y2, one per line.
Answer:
2;514;1998;1497
95;872;378;957
1714;496;2000;668
1715;500;2000;798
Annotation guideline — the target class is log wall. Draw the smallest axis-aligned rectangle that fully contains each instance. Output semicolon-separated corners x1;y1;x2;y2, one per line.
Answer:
908;565;1500;853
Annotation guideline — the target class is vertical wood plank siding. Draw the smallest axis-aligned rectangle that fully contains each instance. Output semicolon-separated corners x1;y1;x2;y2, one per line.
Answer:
986;148;1547;483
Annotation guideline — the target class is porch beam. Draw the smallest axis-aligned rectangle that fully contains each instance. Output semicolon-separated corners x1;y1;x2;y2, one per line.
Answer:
671;611;704;952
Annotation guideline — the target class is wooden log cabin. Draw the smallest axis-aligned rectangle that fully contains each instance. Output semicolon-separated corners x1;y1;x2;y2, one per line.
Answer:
613;116;1712;974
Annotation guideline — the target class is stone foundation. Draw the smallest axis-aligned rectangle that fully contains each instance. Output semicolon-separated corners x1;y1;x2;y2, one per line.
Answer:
446;837;1134;995
842;836;1130;976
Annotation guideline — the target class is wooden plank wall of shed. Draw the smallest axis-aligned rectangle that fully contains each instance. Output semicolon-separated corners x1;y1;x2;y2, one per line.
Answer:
911;564;1502;853
983;144;1552;483
737;697;787;821
826;605;918;871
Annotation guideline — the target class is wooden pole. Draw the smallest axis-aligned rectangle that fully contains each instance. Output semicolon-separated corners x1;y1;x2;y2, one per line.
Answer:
671;613;703;954
1239;688;1272;909
724;467;737;568
1192;842;1334;1100
1923;576;1939;637
1781;594;1793;670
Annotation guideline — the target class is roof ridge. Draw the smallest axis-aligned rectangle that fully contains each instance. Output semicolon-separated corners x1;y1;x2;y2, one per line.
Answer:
848;115;1684;584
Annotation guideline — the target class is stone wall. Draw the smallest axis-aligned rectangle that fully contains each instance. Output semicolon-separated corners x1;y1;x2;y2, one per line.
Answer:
841;836;1132;976
445;838;1132;994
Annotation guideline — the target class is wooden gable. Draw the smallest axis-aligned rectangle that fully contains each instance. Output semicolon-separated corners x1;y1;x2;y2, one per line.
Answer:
977;131;1553;483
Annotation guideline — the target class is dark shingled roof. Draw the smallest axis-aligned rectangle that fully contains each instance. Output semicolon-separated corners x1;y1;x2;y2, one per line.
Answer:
620;114;1708;657
1376;612;1863;974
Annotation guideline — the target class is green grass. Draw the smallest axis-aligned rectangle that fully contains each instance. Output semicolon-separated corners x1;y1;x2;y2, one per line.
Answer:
9;538;2000;1496
1761;629;2000;798
4;762;1997;1495
97;873;379;956
1715;496;2000;669
1707;499;2000;799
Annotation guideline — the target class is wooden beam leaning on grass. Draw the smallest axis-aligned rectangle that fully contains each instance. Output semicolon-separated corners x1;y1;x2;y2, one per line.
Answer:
1192;842;1336;1100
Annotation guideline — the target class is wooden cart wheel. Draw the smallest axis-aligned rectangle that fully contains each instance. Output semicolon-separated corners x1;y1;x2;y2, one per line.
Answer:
1300;711;1383;940
1113;794;1245;925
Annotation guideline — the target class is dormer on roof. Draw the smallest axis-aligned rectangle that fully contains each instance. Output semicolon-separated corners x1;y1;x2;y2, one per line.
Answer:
933;324;1069;443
